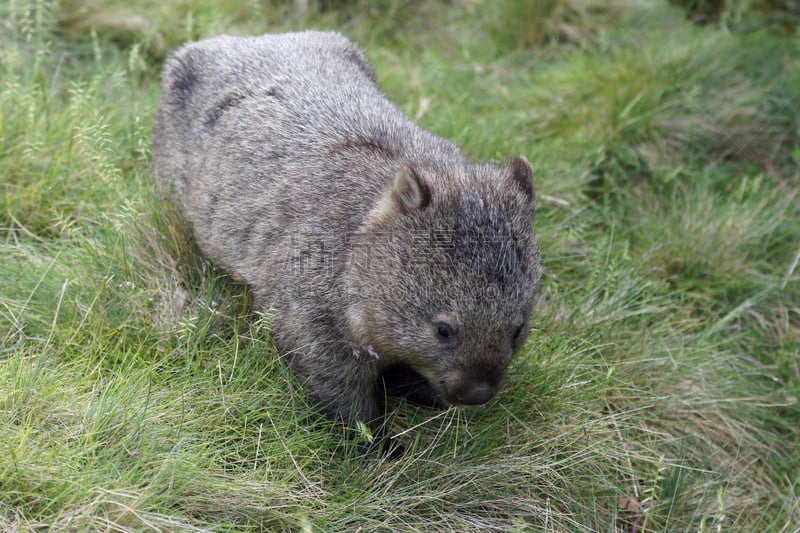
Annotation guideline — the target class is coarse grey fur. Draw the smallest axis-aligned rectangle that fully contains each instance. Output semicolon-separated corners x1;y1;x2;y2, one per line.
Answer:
153;31;542;439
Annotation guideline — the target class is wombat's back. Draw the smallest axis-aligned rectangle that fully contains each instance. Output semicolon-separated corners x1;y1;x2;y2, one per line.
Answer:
152;32;466;302
154;31;384;201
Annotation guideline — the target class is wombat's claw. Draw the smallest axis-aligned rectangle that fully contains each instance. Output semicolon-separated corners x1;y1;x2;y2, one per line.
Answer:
381;436;405;459
355;434;404;458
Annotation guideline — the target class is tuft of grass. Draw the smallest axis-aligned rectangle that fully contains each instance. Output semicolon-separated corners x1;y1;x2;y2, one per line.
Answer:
2;0;798;531
485;0;622;52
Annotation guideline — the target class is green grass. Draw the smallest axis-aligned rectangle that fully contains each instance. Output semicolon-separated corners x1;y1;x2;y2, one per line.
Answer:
2;0;799;530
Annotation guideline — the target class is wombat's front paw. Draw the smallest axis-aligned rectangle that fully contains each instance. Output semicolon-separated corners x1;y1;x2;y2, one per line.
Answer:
358;431;405;458
381;436;405;459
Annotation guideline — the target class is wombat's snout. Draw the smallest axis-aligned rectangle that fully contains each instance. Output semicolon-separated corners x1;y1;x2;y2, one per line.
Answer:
443;368;505;406
457;384;497;405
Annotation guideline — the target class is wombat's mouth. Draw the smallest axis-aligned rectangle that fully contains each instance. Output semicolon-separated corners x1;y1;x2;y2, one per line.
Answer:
380;364;449;409
380;364;504;408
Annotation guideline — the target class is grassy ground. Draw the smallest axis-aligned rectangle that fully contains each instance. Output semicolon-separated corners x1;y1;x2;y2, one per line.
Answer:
1;0;798;531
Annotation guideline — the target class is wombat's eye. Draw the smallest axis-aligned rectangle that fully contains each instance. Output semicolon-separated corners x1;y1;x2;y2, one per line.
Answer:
434;322;455;342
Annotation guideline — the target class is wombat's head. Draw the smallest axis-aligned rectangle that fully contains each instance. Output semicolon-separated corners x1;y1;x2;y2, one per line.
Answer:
346;157;542;406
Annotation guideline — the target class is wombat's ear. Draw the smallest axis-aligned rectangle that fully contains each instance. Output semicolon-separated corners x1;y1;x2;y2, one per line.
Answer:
507;156;535;204
391;167;431;213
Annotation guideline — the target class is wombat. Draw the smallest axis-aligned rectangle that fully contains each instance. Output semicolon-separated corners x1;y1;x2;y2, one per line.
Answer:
153;31;542;445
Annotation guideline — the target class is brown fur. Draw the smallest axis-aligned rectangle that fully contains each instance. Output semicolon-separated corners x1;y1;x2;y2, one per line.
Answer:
153;31;542;441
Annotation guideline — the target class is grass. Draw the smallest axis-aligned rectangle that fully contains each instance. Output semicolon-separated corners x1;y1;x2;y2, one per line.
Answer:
1;0;799;530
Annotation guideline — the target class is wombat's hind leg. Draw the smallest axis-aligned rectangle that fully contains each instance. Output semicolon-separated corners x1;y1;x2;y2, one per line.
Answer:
381;364;449;410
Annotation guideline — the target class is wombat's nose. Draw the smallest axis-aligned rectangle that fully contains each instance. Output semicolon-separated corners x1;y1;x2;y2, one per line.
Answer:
458;384;497;405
